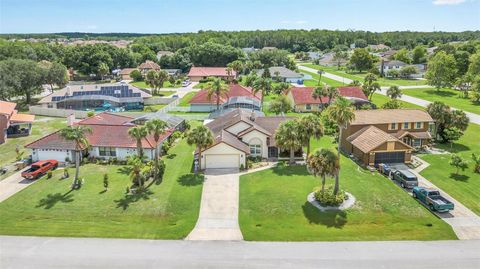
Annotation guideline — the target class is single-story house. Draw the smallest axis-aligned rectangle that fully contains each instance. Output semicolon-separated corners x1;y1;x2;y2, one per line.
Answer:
368;44;391;51
156;50;174;60
307;51;321;60
38;83;152;111
287;86;370;112
189;84;261;112
198;109;293;169
317;52;348;67
187;67;236;82
256;66;304;83
138;60;161;75
164;69;181;77
378;60;408;77
25;112;172;163
131;112;186;131
340;109;434;166
0;101;35;144
119;68;138;80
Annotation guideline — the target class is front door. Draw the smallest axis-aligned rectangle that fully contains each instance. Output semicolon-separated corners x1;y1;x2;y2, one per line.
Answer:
268;147;278;158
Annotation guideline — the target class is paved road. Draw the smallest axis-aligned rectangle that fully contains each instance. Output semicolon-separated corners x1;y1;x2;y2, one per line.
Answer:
186;169;243;240
1;236;479;269
298;65;480;125
0;169;37;203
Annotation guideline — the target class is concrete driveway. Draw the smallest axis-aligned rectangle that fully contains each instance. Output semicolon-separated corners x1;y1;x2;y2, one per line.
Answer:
0;168;37;203
186;168;243;241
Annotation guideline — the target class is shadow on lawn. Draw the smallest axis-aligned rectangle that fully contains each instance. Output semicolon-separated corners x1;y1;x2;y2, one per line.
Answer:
114;189;154;211
450;173;470;182
178;173;204;186
424;89;457;97
272;165;308;176
436;142;470;153
302;202;348;229
36;190;74;209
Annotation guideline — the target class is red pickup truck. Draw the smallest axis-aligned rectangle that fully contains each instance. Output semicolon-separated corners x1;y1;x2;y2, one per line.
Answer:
21;160;58;179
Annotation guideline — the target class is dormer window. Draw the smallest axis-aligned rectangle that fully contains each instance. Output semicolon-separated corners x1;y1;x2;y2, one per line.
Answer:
415;122;422;129
390;123;397;130
403;122;409;129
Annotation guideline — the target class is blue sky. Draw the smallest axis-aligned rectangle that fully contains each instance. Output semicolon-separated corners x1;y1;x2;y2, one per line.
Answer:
0;0;478;33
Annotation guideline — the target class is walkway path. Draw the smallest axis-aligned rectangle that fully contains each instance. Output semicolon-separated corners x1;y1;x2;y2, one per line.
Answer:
298;64;480;125
411;157;480;240
186;168;243;240
2;235;479;268
0;169;37;203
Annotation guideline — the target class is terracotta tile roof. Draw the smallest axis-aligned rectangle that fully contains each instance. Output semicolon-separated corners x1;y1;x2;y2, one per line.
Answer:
77;112;134;126
25;131;81;150
187;67;236;78
0;100;17;115
10;112;35;123
119;68;138;75
347;126;411;153
189;84;260;105
290;86;367;105
351;109;433;125
394;130;432;140
138;61;160;70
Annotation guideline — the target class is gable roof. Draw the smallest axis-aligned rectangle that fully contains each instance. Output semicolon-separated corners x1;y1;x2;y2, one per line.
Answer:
351;109;434;125
189;84;261;105
382;60;407;67
289;86;368;105
0;100;17;115
10;112;35;123
77;112;134;126
256;66;302;78
138;60;160;70
347;126;412;153
187;67;236;78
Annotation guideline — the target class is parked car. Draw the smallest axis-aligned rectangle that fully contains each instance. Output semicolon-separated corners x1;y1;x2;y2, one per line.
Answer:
390;169;418;189
172;94;179;98
182;80;191;87
377;163;392;176
21;160;58;180
412;187;454;212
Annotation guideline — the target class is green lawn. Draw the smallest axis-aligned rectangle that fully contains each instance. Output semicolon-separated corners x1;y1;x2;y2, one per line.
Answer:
300;70;345;87
179;92;197;107
143;104;166;111
130;81;181;89
371;93;425;110
239;136;456;241
0;116;67;180
402;88;480;115
418;123;480;215
302;64;429;87
0;138;204;239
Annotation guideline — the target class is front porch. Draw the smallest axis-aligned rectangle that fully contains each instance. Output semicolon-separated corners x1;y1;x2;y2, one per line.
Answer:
6;122;33;138
267;146;304;161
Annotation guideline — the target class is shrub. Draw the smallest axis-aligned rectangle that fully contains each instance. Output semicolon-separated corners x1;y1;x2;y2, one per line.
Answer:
103;174;109;190
314;186;346;206
87;111;95;117
125;186;130;194
63;168;69;179
47;170;53;179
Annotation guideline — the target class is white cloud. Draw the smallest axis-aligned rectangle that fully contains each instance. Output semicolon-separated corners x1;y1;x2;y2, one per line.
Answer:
433;0;466;5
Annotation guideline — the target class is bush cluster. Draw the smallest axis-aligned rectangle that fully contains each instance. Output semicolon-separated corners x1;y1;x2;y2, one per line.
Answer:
314;187;347;206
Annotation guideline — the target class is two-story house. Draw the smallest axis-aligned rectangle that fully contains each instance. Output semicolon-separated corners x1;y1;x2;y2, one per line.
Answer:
340;109;434;166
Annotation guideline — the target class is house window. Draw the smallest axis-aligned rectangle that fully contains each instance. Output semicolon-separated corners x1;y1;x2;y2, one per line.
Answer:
250;144;261;156
403;122;409;129
413;139;421;147
99;147;116;157
306;104;311;110
390;123;397;130
415;122;422;129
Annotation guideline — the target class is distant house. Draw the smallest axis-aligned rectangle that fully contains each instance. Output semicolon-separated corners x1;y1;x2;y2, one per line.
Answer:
378;60;407;77
198;109;294;169
256;66;304;83
262;47;277;50
0;101;35;144
119;68;138;80
164;69;181;77
242;47;255;53
317;52;348;67
340;109;434;166
287;86;370;112
138;60;161;75
156;50;174;60
187;67;236;82
131;112;186;131
25;112;172;163
368;44;391;51
379;50;397;60
189;84;261;112
38;83;151;111
307;51;321;60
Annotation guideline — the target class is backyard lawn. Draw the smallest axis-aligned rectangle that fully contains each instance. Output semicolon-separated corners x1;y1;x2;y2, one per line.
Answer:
402;88;480;115
371;93;425;110
0;116;67;180
302;64;429;87
239;136;457;241
300;70;345;87
130;81;180;89
179;92;197;107
0;138;204;239
418;123;480;215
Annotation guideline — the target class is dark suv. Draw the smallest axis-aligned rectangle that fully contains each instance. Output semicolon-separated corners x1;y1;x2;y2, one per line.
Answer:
391;170;418;189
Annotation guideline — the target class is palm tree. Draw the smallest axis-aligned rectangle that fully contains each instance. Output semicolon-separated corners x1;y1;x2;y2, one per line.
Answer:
205;77;229;111
128;156;145;189
228;60;244;78
312;86;327;109
59;125;92;189
328;96;355;195
427;101;450;140
226;67;233;83
326;86;339;105
128;126;148;158
145;119;168;181
307;148;339;194
298;115;324;157
244;72;258;87
186;125;214;172
253;77;273;107
98;62;109;80
387;85;402;99
275;120;303;165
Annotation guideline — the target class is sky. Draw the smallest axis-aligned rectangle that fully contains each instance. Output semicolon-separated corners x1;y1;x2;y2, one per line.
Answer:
0;0;479;34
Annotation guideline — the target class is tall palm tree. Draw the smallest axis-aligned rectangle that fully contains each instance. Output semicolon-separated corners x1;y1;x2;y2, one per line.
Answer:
328;96;355;195
128;156;144;189
326;86;339;105
205;77;229;111
253;77;273;107
275;120;303;165
427;101;450;140
312;86;327;109
307;148;339;194
128;126;148;158
298;115;324;157
228;60;244;78
59;125;92;189
145;119;168;181
186;125;214;172
244;72;258;87
387;85;402;99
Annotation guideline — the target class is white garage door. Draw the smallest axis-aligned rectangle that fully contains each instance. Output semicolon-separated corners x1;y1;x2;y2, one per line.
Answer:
205;154;240;169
